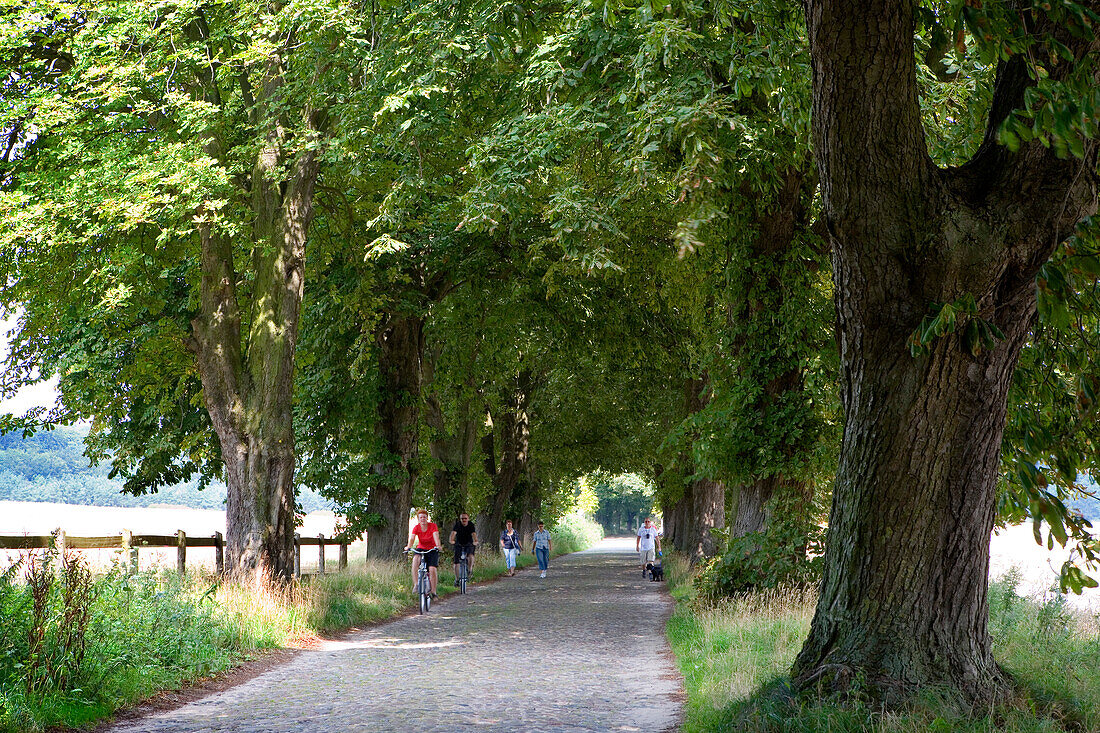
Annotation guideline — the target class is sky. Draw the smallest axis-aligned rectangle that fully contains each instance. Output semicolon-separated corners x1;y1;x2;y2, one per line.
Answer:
0;311;60;416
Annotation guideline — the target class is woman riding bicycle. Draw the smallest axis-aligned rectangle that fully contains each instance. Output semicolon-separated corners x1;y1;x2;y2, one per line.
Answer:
404;509;441;598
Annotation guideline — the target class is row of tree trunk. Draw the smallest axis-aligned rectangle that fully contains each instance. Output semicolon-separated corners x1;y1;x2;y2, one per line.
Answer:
362;324;541;558
659;168;818;566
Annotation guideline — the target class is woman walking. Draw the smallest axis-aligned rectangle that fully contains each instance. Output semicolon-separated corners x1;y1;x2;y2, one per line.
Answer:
500;519;522;576
532;520;552;578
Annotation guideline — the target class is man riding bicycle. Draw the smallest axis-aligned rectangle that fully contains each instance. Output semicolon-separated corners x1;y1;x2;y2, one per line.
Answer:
404;509;441;598
449;512;478;586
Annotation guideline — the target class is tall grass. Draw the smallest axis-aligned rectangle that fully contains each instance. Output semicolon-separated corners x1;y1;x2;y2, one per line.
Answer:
665;557;1100;732
1;517;604;732
2;553;253;733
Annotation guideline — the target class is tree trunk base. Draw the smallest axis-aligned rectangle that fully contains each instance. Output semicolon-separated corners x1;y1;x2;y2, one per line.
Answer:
730;669;1074;732
793;659;1015;711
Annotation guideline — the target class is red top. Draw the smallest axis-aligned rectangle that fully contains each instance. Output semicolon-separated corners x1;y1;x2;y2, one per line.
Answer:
411;521;439;550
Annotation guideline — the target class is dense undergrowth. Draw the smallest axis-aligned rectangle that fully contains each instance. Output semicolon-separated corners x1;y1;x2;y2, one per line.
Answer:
666;556;1100;732
0;514;602;732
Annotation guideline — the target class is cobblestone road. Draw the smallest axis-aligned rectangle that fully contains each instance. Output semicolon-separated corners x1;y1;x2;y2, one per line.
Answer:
108;537;683;733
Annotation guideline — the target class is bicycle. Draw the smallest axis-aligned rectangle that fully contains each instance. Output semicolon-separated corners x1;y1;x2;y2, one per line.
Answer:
405;547;435;613
456;544;472;595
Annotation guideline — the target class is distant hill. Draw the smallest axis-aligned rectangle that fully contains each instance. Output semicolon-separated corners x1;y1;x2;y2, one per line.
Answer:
1068;477;1100;523
0;426;332;512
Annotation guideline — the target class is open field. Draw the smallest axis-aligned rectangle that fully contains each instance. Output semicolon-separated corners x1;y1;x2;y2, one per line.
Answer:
989;522;1100;611
1;500;1097;609
0;500;359;575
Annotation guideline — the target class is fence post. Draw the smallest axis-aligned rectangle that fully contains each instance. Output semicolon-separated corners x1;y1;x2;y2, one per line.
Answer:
339;540;347;571
317;533;325;575
214;531;224;577
121;529;137;574
177;530;187;577
294;533;301;579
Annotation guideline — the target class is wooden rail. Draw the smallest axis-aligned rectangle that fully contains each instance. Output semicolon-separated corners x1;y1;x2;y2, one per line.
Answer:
0;531;354;579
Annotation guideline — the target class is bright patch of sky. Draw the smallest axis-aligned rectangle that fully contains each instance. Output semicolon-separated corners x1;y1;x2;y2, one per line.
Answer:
0;311;60;416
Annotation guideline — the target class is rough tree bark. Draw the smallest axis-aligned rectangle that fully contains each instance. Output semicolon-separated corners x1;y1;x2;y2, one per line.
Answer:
189;41;322;583
191;148;319;584
730;476;774;538
792;0;1099;704
689;476;725;558
659;467;691;551
364;312;425;558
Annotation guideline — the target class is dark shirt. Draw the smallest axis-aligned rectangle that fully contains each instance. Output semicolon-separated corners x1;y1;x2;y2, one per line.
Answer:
500;530;521;550
452;520;476;545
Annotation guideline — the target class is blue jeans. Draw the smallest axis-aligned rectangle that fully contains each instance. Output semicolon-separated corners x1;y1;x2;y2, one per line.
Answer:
535;547;549;570
504;548;518;569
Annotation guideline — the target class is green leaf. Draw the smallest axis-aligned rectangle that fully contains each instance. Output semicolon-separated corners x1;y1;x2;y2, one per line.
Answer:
963;318;981;355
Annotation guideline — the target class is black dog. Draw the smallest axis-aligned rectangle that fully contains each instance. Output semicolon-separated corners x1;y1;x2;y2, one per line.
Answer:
645;561;664;582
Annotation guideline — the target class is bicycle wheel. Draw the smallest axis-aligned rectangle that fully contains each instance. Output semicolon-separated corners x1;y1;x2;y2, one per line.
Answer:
419;573;429;614
459;559;468;594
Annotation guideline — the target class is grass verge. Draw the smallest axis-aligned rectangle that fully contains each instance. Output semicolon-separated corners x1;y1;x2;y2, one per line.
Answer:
0;515;602;733
665;558;1100;732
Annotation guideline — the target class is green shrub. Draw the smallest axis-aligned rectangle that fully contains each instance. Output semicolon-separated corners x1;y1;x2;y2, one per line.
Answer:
551;512;603;553
694;522;823;601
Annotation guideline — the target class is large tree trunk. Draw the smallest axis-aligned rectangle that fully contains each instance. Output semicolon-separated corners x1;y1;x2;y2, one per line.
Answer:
793;0;1099;704
658;378;702;552
729;479;768;539
732;474;814;540
682;375;725;562
726;166;817;545
427;405;478;524
365;313;425;558
658;469;690;549
423;345;479;524
688;476;724;559
481;371;532;542
654;462;678;545
793;286;1032;701
517;470;541;550
191;120;319;584
670;479;694;549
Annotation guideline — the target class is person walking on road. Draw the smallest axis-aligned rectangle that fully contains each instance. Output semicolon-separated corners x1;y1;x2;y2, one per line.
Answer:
404;509;441;598
500;520;522;576
636;517;661;577
532;521;552;578
449;512;479;585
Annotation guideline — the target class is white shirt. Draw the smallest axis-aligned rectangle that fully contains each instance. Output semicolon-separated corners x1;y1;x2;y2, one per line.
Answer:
637;526;659;551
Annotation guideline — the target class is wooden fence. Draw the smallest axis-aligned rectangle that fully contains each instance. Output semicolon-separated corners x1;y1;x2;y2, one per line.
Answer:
0;530;355;579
